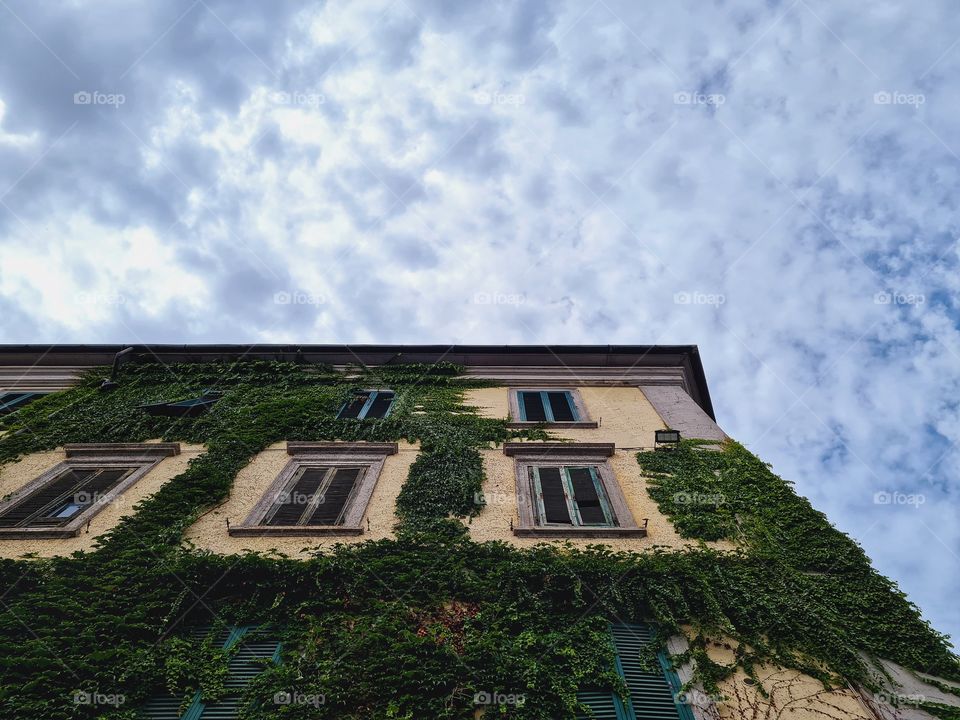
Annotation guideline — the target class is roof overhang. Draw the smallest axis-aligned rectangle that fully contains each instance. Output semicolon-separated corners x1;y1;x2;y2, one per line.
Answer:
0;344;717;420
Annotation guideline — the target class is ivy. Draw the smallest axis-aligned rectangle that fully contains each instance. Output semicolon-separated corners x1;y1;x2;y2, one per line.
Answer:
0;362;954;719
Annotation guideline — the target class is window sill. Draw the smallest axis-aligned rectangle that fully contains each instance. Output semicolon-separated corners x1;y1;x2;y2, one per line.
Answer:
228;525;364;537
0;527;81;539
513;526;647;539
506;421;599;429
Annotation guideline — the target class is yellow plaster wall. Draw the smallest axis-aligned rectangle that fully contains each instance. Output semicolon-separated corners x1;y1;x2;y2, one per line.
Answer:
0;441;206;559
464;386;731;551
183;441;419;558
705;642;875;720
464;385;668;447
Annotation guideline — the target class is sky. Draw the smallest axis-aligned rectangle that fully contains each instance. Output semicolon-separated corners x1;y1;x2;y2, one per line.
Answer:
0;0;957;646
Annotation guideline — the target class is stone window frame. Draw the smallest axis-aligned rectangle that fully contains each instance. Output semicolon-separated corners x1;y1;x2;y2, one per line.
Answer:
506;387;598;429
0;443;180;539
230;442;398;537
504;442;645;538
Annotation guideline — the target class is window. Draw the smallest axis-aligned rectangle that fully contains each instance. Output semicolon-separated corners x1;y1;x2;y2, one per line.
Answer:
140;390;221;417
507;388;596;428
576;623;694;720
231;442;397;536
140;625;281;720
337;390;394;419
504;443;645;538
529;465;614;527
0;391;45;415
0;443;180;539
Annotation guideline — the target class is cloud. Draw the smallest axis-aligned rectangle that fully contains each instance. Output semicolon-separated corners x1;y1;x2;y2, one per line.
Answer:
0;0;958;643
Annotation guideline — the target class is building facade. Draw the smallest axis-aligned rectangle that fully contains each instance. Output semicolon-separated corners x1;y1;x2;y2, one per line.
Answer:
0;345;956;720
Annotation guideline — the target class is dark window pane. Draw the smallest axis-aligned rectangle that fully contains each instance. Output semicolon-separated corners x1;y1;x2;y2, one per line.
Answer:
536;467;571;524
42;468;132;522
547;392;576;422
0;468;94;527
568;467;608;525
520;392;547;422
338;394;370;419
265;468;327;526
308;467;361;525
364;392;394;419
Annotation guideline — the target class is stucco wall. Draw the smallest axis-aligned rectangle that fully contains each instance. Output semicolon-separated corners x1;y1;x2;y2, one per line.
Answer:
464;386;731;551
183;441;419;558
464;385;668;448
0;441;205;559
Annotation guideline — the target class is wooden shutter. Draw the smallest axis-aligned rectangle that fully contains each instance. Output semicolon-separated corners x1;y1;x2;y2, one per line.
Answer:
264;468;328;526
140;626;281;720
533;467;571;524
567;467;610;525
577;624;690;720
364;391;394;419
519;391;547;422
547;391;577;421
337;393;369;419
307;467;361;525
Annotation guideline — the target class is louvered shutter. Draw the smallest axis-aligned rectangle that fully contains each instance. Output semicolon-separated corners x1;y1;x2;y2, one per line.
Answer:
0;469;91;527
568;467;608;525
535;467;571;524
264;469;328;526
308;467;361;525
337;393;369;419
519;391;547;421
140;627;280;720
547;391;577;421
364;391;394;419
577;624;690;720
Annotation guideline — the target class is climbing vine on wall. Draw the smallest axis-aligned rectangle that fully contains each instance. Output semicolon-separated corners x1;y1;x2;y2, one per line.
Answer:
0;362;955;719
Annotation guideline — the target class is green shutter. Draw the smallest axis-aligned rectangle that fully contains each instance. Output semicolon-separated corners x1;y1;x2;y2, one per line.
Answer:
140;626;280;720
577;623;692;720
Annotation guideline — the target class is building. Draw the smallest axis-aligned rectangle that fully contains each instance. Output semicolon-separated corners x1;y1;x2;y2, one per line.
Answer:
0;344;956;720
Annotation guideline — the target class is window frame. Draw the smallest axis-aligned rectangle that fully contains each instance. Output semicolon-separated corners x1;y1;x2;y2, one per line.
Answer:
0;391;45;415
529;465;615;528
505;443;645;538
0;443;180;539
232;442;398;537
507;388;597;428
336;389;395;420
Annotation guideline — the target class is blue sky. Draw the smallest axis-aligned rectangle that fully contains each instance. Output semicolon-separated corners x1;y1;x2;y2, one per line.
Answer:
0;1;958;645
